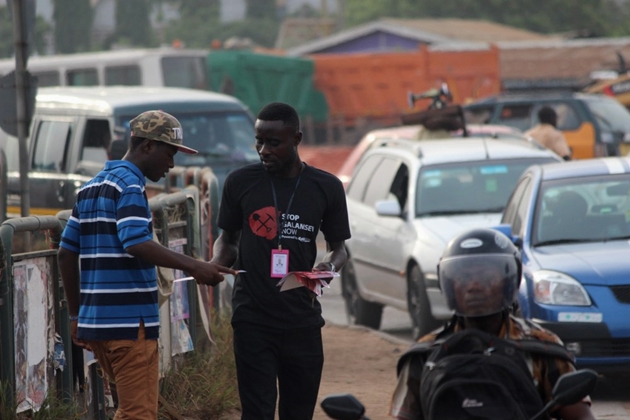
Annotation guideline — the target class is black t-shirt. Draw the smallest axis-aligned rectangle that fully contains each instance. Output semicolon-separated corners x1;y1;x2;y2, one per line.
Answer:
218;162;351;330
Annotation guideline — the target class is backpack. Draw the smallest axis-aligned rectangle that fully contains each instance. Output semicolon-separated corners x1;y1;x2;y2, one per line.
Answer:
397;328;575;420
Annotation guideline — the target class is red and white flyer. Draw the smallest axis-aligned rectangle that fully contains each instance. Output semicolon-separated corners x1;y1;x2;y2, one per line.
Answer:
276;271;339;296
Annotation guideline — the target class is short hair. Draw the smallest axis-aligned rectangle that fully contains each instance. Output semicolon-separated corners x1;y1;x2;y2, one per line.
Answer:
538;106;557;125
129;135;169;152
129;135;145;151
257;102;300;132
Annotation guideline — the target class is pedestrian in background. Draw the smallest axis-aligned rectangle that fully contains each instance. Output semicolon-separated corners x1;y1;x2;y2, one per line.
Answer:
57;110;237;420
525;106;572;160
211;102;351;419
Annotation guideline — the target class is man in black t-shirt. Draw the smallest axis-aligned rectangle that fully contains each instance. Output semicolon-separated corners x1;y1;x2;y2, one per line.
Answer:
212;102;351;420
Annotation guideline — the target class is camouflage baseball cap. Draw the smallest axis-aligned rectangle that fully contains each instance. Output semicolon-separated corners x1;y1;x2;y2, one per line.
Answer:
130;110;198;154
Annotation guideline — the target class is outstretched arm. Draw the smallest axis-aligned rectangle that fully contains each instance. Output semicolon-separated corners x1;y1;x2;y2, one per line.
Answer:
126;240;237;286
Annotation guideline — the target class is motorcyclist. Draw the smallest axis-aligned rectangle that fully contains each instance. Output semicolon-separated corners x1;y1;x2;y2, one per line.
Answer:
390;228;595;420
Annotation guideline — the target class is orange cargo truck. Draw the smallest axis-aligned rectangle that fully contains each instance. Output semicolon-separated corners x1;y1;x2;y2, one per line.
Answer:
311;44;501;129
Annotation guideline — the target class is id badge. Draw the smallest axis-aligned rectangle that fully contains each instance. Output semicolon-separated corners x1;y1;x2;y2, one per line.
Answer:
271;249;290;278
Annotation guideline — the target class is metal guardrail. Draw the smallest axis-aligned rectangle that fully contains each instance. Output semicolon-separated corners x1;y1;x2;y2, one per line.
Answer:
0;180;219;417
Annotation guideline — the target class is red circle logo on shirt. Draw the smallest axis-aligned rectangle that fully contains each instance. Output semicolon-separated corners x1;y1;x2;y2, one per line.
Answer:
249;206;278;240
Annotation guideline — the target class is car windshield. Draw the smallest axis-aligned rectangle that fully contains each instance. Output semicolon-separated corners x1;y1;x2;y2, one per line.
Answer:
119;111;259;166
416;158;555;217
533;174;630;246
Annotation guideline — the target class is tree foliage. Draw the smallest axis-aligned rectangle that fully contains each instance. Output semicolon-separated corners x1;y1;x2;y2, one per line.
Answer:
0;5;52;59
343;0;630;37
163;0;279;48
0;6;14;58
245;0;277;20
162;0;221;48
108;0;156;48
53;0;92;53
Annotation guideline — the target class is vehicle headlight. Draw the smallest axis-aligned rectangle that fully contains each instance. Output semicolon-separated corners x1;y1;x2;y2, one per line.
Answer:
532;270;591;306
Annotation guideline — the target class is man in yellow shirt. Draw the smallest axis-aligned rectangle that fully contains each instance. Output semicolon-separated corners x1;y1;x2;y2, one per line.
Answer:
525;106;572;160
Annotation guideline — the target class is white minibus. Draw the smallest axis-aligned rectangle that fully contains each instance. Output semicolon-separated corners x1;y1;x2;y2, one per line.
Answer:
0;47;209;89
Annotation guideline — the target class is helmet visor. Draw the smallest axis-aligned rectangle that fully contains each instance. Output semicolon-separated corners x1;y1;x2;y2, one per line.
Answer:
439;254;518;317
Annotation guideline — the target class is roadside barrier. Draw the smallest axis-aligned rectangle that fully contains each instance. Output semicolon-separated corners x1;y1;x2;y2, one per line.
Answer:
165;166;223;318
0;184;214;418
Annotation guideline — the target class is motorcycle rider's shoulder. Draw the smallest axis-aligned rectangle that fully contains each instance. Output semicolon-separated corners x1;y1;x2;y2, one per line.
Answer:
509;315;565;345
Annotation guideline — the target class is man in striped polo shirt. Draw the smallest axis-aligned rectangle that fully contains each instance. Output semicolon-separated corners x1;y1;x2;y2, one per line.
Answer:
58;110;237;420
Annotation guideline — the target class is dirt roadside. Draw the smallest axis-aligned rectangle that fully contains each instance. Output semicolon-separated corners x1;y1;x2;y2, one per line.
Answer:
313;324;407;420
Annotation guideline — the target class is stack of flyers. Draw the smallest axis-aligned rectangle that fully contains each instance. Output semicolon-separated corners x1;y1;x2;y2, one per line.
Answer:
276;271;339;296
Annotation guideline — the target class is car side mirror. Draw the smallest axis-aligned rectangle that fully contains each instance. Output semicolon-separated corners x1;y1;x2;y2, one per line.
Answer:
493;224;522;248
375;199;402;217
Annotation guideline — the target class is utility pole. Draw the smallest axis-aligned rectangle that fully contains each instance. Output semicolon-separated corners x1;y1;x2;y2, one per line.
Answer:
12;0;31;217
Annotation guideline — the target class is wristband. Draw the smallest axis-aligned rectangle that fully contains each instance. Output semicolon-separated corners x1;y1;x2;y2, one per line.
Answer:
69;315;79;321
329;262;336;273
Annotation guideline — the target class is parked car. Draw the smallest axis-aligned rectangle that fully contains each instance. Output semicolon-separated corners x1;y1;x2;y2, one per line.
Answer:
343;137;561;338
337;123;530;189
496;157;630;375
464;92;630;159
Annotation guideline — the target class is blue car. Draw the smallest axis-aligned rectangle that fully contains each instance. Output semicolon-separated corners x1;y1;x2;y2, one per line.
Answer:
497;157;630;375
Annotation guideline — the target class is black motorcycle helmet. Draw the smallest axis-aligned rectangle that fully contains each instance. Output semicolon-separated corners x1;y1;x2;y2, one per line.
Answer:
438;228;521;318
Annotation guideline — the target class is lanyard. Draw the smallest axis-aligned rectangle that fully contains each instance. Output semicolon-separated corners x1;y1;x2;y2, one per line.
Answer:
270;173;302;250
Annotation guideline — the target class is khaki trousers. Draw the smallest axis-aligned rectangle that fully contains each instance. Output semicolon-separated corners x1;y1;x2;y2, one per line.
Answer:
87;323;159;420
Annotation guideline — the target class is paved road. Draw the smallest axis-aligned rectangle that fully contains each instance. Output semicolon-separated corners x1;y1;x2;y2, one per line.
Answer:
320;278;630;419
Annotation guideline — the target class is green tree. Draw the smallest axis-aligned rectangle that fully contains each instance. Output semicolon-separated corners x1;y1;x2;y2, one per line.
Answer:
53;0;92;53
163;0;279;49
0;5;52;59
0;6;13;58
343;0;630;37
162;0;220;48
245;0;277;20
108;0;155;48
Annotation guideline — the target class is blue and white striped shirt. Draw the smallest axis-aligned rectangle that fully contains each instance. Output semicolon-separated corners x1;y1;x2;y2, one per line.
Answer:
60;160;158;340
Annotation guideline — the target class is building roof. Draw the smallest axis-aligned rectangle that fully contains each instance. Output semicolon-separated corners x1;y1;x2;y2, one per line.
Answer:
284;18;554;56
275;18;339;50
497;37;630;83
383;18;553;43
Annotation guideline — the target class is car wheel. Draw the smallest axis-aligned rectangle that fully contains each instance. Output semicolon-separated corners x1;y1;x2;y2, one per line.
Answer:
407;264;441;340
341;259;383;330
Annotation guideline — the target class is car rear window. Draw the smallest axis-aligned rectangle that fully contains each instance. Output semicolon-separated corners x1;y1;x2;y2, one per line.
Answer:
416;158;555;217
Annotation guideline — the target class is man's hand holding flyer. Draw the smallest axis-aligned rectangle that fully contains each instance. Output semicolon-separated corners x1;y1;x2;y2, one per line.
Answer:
276;271;340;296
